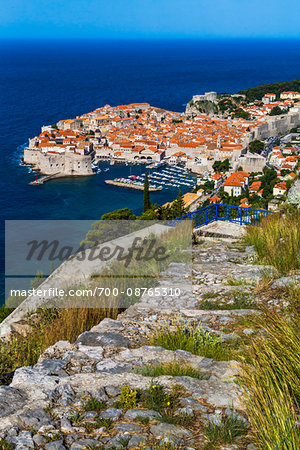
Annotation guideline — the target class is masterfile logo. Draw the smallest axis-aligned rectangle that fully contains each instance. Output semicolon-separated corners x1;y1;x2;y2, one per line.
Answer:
5;219;192;308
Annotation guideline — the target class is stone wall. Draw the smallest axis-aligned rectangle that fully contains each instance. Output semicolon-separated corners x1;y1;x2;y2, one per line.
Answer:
238;153;266;173
252;108;300;140
24;149;94;176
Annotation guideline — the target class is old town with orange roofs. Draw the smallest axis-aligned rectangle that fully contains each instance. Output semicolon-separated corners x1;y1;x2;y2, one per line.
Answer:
23;89;300;211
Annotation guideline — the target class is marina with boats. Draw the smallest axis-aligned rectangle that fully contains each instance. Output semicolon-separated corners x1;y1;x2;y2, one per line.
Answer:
102;162;196;192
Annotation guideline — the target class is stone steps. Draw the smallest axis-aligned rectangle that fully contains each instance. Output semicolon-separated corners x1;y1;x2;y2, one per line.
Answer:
0;237;264;449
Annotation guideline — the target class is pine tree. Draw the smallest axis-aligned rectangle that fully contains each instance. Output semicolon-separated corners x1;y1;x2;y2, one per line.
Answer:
143;172;151;212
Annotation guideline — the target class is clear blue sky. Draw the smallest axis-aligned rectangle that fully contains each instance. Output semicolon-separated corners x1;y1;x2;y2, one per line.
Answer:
1;0;299;39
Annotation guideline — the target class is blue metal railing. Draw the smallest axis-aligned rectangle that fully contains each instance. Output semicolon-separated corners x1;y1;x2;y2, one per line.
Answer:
170;203;272;228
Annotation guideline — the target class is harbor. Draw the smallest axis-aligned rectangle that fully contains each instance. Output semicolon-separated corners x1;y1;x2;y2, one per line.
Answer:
103;162;196;193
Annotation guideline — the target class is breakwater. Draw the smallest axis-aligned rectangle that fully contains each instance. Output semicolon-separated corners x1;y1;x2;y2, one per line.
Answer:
104;180;162;192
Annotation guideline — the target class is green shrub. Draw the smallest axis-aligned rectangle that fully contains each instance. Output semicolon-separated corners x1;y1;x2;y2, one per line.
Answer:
0;307;14;324
140;382;183;414
119;384;137;410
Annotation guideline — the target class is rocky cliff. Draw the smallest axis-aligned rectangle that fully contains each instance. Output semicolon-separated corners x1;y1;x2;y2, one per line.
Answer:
185;99;219;117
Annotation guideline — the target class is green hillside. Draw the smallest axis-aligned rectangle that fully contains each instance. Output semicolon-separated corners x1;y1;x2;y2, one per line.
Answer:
238;79;300;102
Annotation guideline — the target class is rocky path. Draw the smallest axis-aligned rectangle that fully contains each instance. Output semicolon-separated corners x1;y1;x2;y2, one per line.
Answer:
0;238;273;449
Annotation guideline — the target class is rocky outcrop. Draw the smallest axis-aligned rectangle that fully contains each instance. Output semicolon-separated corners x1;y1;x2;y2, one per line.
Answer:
0;237;274;449
185;99;218;117
288;178;300;206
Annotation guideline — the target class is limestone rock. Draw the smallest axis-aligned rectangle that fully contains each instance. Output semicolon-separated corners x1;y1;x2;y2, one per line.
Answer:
70;439;100;449
271;275;300;289
45;441;66;450
0;386;27;418
100;407;123;420
11;367;58;398
128;433;148;448
10;320;33;337
115;422;142;432
124;408;162;420
288;179;300;205
76;331;131;348
34;359;68;376
150;422;192;439
96;358;132;374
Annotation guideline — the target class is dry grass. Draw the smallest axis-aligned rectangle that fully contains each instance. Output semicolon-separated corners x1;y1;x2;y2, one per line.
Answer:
0;307;118;383
244;211;300;275
240;305;300;449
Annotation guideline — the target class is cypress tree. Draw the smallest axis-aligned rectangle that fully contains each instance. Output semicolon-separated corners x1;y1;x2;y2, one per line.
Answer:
143;172;151;212
171;189;186;218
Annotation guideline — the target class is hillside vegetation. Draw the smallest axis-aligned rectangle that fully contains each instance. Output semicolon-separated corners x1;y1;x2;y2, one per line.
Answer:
244;209;300;275
241;209;300;448
237;79;300;101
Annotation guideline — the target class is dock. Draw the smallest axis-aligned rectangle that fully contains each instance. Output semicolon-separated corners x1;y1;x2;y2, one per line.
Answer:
29;173;61;185
104;180;162;192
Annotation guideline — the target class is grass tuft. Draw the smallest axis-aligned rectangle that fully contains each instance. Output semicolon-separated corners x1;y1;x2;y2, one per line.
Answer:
204;416;248;448
71;410;84;424
95;417;113;430
226;277;253;286
199;291;256;311
136;416;150;425
0;440;13;450
135;361;209;379
240;306;300;449
244;210;300;275
140;382;184;415
149;322;234;361
84;397;106;412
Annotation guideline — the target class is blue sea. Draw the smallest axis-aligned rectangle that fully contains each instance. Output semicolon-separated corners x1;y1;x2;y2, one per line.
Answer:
1;38;300;295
